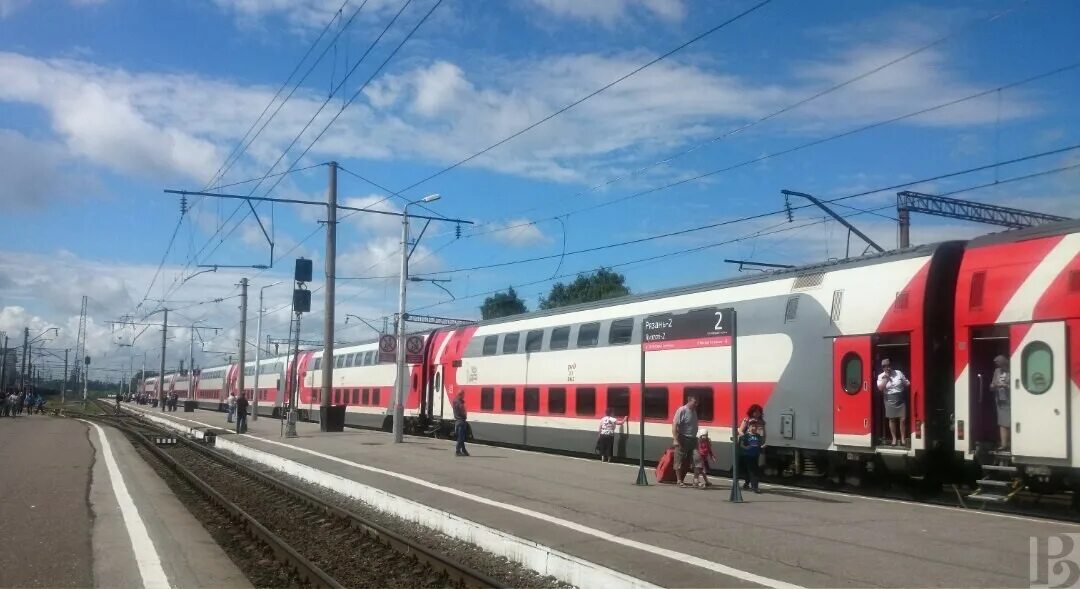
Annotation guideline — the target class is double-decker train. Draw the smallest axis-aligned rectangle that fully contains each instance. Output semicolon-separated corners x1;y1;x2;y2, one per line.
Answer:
145;219;1079;498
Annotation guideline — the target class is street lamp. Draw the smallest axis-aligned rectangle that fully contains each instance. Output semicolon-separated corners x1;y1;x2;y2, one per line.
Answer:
252;280;282;421
393;193;440;443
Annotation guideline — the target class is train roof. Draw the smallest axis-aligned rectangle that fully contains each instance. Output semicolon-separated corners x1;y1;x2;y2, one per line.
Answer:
474;240;959;328
966;217;1079;248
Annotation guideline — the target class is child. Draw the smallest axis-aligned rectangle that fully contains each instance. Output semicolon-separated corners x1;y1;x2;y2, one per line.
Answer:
694;429;716;489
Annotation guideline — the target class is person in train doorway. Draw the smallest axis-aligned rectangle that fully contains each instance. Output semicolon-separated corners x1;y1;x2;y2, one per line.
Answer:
738;405;766;493
596;409;624;463
235;393;249;434
227;391;237;423
878;358;911;446
991;354;1011;451
452;389;469;456
671;394;699;488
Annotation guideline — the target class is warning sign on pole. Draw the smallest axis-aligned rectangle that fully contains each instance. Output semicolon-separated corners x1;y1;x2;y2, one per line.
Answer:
378;334;396;363
405;335;424;364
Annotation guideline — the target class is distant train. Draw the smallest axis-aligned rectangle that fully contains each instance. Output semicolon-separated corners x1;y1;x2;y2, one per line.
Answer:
145;219;1080;499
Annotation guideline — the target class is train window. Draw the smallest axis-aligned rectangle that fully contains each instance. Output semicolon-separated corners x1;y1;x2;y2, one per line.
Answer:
525;330;544;352
969;271;986;309
502;333;520;354
607;387;630;418
313;358;321;370
362;389;370;404
335;355;345;369
501;388;517;412
1021;342;1053;394
683;387;713;421
842;352;863;394
364;351;374;365
482;335;499;356
550;327;570;350
524;388;540;413
372;389;381;405
351;390;359;405
577;323;600;348
575;388;596;416
480;388;494;410
349;354;360;368
643;387;669;419
549;388;566;414
609;319;634;345
412;374;418;392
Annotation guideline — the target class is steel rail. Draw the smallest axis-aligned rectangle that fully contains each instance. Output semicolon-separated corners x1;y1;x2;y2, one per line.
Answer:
85;401;504;589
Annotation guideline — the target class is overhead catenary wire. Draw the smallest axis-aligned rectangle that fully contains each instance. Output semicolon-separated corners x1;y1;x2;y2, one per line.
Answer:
414;1;1022;228
343;143;1080;280
460;58;1080;242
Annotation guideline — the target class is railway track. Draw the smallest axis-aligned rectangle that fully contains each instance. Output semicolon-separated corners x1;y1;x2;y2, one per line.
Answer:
78;403;505;589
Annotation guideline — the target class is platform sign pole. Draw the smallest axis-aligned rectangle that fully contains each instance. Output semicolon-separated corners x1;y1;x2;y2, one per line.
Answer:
635;338;648;486
729;309;743;503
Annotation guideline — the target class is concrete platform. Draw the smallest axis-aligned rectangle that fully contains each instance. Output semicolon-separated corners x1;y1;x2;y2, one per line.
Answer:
129;404;1080;588
0;414;249;588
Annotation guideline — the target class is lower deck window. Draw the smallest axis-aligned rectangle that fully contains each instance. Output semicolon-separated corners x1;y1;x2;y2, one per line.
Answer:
501;388;517;412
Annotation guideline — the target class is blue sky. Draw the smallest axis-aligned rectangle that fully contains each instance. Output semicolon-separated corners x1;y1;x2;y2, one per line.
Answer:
1;0;1078;376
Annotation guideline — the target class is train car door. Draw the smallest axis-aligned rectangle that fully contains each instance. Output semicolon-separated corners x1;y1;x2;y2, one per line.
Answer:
1010;321;1070;460
833;336;873;447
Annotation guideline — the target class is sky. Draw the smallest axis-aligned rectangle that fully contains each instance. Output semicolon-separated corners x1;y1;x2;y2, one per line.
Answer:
1;0;1078;379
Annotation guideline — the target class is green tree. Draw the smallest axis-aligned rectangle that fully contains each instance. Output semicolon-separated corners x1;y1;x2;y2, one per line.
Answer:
480;286;528;320
539;268;630;310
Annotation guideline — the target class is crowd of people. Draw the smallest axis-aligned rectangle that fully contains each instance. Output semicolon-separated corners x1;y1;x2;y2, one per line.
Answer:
2;390;46;417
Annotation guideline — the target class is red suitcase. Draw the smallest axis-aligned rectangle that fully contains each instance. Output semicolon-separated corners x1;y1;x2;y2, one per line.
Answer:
656;447;677;483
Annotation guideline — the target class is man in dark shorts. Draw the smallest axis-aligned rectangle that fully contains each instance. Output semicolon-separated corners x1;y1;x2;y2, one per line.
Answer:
671;394;699;488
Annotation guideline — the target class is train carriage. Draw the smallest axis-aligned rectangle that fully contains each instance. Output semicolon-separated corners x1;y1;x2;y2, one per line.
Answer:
195;365;229;410
953;220;1080;490
425;241;967;480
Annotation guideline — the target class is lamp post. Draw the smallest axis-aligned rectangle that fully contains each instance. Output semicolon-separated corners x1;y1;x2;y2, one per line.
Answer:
252;281;282;421
393;193;440;443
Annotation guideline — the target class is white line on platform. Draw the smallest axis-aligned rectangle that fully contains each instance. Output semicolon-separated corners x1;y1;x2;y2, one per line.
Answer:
128;405;1080;528
246;434;802;589
83;420;172;589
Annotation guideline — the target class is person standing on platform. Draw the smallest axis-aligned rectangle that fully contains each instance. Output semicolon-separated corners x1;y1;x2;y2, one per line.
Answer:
991;354;1011;451
671;394;699;488
452;390;469;456
227;392;237;423
235;394;249;434
877;358;910;446
597;409;623;463
738;405;766;493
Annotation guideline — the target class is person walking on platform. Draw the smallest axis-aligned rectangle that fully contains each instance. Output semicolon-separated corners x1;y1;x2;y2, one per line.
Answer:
596;409;623;463
877;358;910;446
671;394;699;488
738;405;766;493
694;430;716;489
227;392;237;423
235;394;249;434
115;392;122;414
452;390;469;456
991;354;1011;451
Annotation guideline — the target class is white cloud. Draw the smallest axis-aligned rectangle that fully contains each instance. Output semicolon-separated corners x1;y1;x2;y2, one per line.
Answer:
488;218;552;247
526;0;686;27
211;0;403;31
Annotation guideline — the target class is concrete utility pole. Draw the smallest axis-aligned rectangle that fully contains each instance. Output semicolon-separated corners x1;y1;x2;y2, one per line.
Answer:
253;281;281;421
238;277;249;401
82;356;89;403
21;327;29;392
394;193;441;443
321;162;337;430
62;349;68;410
0;333;7;392
158;308;168;410
188;325;195;403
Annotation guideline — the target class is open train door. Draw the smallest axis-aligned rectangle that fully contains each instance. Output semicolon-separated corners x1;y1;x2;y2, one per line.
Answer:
1010;321;1070;460
833;335;873;447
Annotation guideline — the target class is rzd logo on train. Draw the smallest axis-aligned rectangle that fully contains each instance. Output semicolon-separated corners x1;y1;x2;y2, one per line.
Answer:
1030;534;1080;588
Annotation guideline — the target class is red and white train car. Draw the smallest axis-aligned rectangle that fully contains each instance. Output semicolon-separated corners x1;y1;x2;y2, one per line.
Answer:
953;222;1080;485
